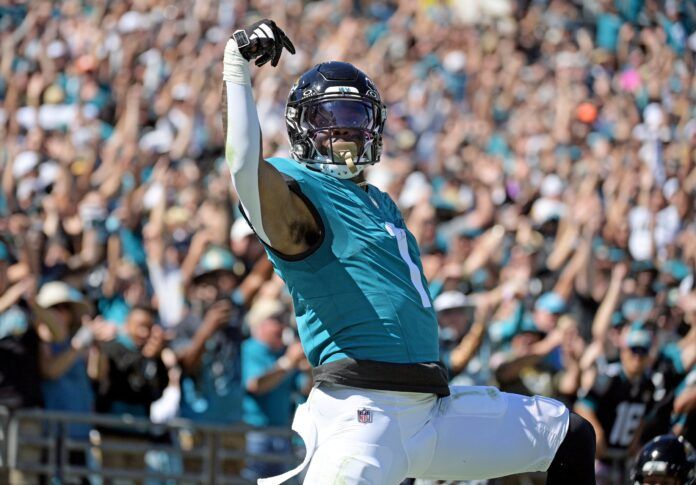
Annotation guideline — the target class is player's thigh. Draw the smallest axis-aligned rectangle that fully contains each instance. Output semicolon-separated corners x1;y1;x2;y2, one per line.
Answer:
303;385;411;484
416;386;569;481
304;438;407;485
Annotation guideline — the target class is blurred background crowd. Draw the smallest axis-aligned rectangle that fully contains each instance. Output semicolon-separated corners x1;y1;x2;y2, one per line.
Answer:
1;0;696;483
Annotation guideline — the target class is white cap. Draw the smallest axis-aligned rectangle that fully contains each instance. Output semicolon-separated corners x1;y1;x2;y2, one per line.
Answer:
32;281;92;330
434;291;468;312
46;40;67;59
443;50;466;72
118;11;150;33
531;198;566;225
629;231;653;261
38;161;60;188
13;151;39;179
246;298;286;328
171;83;192;101
231;217;255;242
36;281;88;309
540;174;563;198
139;126;174;153
644;103;663;130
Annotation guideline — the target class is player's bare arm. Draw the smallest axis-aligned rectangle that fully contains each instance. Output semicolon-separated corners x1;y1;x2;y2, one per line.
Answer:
221;19;318;256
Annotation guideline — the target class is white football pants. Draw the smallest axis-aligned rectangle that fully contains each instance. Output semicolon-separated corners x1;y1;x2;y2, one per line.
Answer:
259;383;569;485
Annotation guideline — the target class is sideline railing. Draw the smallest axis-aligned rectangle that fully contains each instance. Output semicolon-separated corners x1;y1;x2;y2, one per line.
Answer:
0;407;304;484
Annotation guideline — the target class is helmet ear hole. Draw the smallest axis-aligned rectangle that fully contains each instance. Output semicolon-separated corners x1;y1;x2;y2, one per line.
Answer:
292;142;309;159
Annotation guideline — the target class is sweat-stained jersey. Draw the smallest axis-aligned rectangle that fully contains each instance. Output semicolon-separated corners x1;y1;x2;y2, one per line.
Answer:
254;157;449;395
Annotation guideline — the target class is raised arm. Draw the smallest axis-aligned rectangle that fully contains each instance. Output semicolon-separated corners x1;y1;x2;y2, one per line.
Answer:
222;20;317;255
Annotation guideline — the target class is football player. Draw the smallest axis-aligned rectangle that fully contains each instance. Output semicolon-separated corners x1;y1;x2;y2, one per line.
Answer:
222;19;596;485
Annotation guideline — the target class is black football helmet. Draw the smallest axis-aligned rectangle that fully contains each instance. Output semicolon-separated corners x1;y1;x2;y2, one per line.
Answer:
631;435;696;484
285;61;387;179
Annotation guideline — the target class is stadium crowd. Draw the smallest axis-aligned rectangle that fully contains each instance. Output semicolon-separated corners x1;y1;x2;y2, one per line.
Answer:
1;0;696;483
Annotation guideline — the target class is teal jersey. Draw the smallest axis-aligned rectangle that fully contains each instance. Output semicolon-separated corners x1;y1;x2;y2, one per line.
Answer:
263;157;439;367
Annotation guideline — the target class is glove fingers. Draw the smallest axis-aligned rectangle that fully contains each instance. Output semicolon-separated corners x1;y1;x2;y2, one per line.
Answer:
280;32;296;55
255;52;272;67
271;40;283;66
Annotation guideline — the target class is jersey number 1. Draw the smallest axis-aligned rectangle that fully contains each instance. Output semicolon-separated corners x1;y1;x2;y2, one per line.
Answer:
385;223;432;308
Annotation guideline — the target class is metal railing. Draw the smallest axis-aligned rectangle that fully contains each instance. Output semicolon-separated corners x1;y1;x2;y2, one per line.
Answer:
0;406;9;469
600;448;632;485
0;408;636;484
0;407;304;484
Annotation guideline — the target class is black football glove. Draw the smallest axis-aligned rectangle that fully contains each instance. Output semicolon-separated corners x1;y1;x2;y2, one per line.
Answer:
233;19;295;67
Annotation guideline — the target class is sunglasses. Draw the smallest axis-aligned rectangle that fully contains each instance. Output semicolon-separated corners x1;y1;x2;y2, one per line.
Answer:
628;346;649;356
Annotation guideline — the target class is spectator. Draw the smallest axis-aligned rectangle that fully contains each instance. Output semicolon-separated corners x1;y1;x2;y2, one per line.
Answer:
0;243;41;412
492;314;565;397
32;281;115;481
575;324;656;483
171;246;245;476
242;298;309;480
0;244;43;485
434;291;491;386
92;304;169;480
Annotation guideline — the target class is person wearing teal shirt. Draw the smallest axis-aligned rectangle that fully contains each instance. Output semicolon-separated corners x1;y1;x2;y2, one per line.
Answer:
596;10;623;52
222;21;594;484
241;299;308;480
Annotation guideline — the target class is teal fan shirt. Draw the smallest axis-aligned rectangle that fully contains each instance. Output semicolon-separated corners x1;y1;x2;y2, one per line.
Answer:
262;157;439;367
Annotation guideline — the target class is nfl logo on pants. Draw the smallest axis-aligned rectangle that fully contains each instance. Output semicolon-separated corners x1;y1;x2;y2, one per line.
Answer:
357;408;372;424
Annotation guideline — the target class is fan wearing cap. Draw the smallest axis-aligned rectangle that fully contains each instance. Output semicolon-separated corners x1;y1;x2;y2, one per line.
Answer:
492;312;566;398
489;291;570;395
575;325;656;466
170;246;246;475
242;298;309;480
228;217;276;308
434;291;489;386
230;217;267;275
32;281;116;470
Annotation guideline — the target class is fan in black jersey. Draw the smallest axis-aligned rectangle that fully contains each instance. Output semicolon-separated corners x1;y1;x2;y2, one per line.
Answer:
576;325;655;465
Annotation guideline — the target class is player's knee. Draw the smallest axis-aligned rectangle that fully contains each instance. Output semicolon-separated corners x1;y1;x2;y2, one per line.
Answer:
547;413;597;484
556;412;596;461
567;413;595;453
